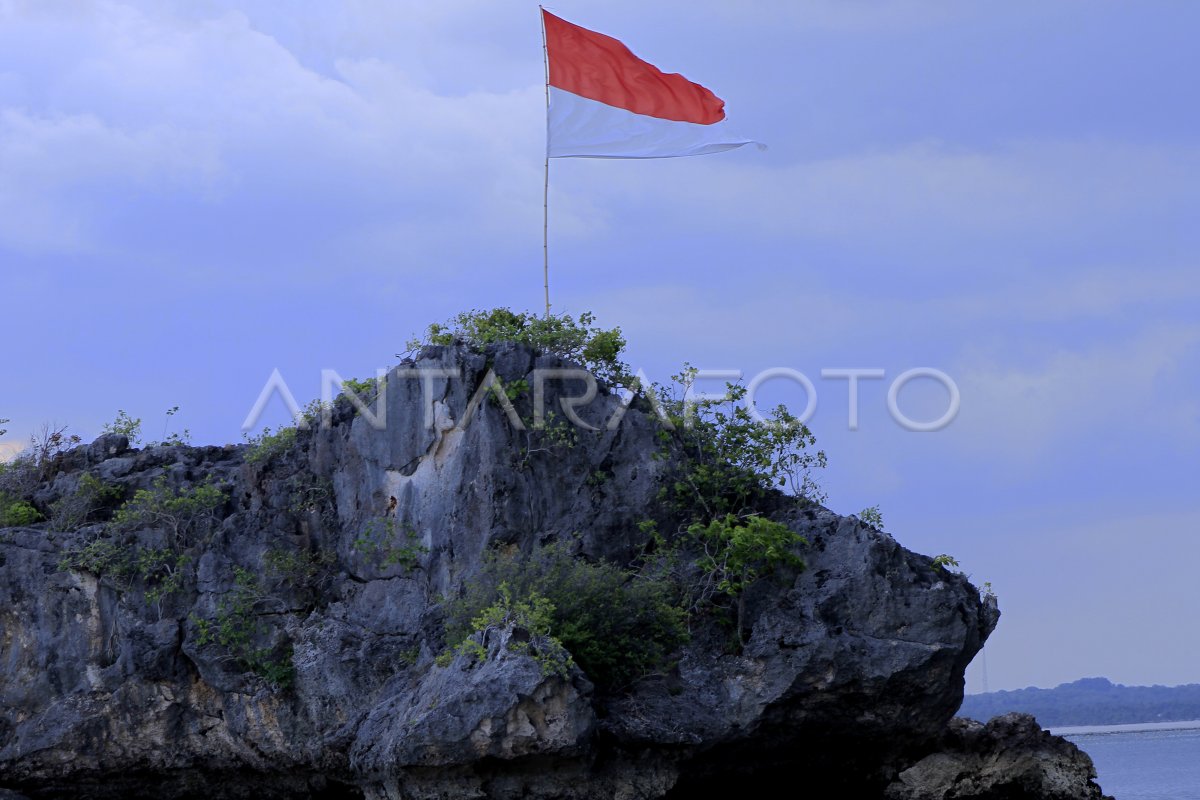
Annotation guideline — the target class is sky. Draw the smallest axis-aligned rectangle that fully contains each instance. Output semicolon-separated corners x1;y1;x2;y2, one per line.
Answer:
2;0;1198;692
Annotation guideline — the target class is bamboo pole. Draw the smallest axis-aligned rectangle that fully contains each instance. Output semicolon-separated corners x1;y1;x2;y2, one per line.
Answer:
541;7;551;319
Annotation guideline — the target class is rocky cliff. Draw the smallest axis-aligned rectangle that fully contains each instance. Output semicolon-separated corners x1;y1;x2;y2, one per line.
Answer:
0;344;1107;798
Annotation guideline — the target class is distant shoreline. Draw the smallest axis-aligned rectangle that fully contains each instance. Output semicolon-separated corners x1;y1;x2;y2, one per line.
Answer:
959;677;1200;728
1051;719;1200;736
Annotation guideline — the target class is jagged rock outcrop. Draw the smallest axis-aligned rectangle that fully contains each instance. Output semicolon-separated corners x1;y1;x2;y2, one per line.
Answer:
885;714;1112;800
0;344;1098;798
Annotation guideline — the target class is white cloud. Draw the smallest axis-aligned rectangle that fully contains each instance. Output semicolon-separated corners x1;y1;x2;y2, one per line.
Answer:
0;441;24;463
694;0;976;32
0;109;226;252
571;140;1200;263
0;1;560;269
952;323;1200;461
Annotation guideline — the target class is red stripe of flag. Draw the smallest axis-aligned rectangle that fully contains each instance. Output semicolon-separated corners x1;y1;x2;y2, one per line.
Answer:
543;9;726;126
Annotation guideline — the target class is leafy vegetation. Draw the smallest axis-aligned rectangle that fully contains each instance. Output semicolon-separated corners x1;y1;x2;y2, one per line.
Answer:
264;546;336;603
655;367;827;522
0;495;42;527
340;377;381;403
58;538;130;580
684;514;806;644
57;540;191;616
244;425;299;465
49;473;125;531
444;543;688;690
0;456;38;521
136;547;192;615
497;377;529;403
515;410;581;469
440;582;575;679
858;505;884;530
931;554;960;572
53;476;297;691
192;566;295;690
353;518;427;572
632;367;822;645
407;308;631;386
161;428;192;446
102;410;142;444
158;406;192;446
287;473;337;527
111;476;227;547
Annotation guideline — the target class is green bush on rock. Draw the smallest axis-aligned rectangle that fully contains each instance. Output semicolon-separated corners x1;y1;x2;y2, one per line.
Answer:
111;476;226;546
50;473;125;531
444;543;688;691
407;308;632;387
192;566;295;691
655;367;827;521
0;495;42;527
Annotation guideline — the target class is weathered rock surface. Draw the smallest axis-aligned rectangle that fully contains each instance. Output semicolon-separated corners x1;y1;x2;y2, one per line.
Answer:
885;713;1112;800
0;344;1101;798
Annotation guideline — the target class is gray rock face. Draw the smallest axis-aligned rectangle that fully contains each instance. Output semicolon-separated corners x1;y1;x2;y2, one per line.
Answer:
0;344;1091;798
885;714;1112;800
351;625;595;774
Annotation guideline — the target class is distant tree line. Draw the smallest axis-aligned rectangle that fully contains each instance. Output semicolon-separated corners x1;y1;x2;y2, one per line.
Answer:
959;677;1200;727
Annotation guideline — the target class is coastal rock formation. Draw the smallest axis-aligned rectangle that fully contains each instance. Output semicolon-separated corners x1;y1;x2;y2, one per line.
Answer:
885;713;1112;800
0;344;1100;798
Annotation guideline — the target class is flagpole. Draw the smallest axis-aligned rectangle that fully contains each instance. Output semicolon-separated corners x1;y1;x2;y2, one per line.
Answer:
540;6;551;319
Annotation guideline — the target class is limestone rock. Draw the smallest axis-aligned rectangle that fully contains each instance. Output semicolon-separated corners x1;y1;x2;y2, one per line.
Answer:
0;344;1089;799
885;713;1112;800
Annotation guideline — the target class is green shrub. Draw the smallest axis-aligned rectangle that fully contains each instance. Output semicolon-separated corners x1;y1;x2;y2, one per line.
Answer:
50;473;125;531
0;495;43;527
515;411;580;468
859;505;884;530
264;546;336;599
157;406;192;446
407;308;631;387
57;541;190;610
498;377;529;403
687;515;805;599
445;544;688;691
932;553;960;572
447;582;574;679
192;566;294;691
655;368;827;522
340;377;381;402
102;410;142;444
244;426;298;465
265;546;335;582
684;514;806;644
136;547;192;613
353;518;426;572
287;474;337;526
111;476;227;546
160;429;192;446
631;367;820;648
58;538;132;580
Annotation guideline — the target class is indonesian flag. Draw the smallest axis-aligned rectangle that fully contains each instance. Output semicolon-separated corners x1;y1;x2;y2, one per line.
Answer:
543;10;761;159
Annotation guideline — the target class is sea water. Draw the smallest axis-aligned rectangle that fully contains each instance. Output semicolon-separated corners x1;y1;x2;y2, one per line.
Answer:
1056;720;1200;800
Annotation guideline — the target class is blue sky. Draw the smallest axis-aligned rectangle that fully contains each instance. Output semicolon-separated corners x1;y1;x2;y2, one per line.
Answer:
2;0;1198;692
